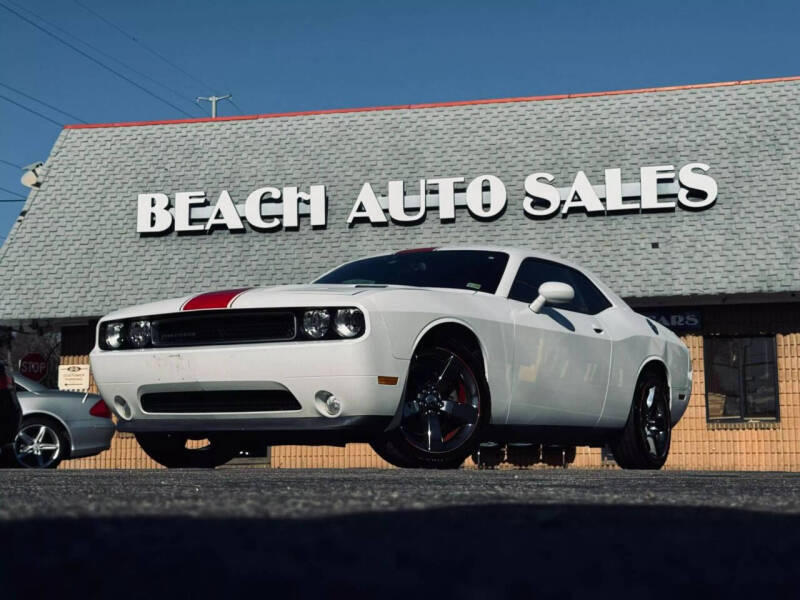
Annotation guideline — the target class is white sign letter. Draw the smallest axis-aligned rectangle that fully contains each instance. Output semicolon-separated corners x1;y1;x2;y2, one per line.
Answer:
641;165;676;210
388;180;426;223
678;163;717;209
283;185;327;228
427;177;463;220
348;182;387;224
174;191;206;232
137;193;172;233
523;173;560;218
561;171;604;215
206;190;245;231
245;187;281;230
604;168;639;212
466;175;506;219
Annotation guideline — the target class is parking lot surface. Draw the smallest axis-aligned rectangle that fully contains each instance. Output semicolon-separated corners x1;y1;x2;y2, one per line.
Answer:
1;469;798;597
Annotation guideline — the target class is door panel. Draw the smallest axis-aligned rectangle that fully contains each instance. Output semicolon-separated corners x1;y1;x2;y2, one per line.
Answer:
508;304;611;427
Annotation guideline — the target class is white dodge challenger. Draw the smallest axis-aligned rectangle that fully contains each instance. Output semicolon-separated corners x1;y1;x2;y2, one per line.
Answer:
90;246;691;469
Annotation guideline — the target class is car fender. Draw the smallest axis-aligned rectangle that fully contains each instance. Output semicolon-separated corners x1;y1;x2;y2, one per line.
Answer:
634;350;695;426
409;317;490;376
636;355;673;395
597;309;689;429
371;294;515;424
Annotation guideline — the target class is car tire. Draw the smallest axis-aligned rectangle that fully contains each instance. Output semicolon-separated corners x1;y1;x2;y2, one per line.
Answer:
5;415;69;469
611;366;672;470
371;342;488;469
135;433;239;468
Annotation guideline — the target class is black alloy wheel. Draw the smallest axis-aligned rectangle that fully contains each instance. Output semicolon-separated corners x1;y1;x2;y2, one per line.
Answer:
611;368;672;469
371;344;486;469
135;432;239;468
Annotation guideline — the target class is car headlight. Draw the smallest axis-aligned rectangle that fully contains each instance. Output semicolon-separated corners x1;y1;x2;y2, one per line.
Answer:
303;309;331;339
128;320;152;348
334;308;365;338
103;322;125;349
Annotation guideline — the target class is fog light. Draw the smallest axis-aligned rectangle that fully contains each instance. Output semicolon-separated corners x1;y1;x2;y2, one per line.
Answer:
315;390;341;417
326;395;341;415
113;395;132;420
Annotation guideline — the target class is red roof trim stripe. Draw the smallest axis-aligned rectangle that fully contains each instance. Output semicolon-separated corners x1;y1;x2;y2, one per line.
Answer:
63;76;800;130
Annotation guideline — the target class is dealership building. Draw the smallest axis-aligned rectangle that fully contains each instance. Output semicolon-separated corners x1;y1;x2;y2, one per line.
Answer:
1;76;798;470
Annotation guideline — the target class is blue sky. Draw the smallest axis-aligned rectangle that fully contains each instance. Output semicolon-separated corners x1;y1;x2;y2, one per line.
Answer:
1;0;797;240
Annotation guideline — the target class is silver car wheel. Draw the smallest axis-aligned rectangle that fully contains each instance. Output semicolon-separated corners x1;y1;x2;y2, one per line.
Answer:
14;423;62;468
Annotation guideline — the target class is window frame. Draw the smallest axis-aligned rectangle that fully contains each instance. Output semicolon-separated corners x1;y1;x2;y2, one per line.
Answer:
703;335;780;423
506;256;613;316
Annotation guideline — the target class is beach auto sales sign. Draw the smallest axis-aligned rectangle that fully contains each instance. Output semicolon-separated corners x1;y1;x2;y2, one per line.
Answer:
136;162;717;234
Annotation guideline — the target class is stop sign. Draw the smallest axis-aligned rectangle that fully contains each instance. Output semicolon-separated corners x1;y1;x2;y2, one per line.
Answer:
19;353;47;382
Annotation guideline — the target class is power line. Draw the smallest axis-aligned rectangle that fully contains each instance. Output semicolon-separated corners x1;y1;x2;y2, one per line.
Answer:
0;1;194;118
0;199;26;203
73;0;214;92
0;82;86;124
0;185;25;198
228;97;245;115
4;0;203;115
0;159;20;169
0;93;63;127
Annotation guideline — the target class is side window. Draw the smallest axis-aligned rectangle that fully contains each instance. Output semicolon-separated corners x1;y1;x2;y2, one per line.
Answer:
508;258;611;315
704;336;779;421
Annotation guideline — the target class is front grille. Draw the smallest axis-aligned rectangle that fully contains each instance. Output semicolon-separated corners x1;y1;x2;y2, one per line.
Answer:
151;310;296;347
141;390;301;413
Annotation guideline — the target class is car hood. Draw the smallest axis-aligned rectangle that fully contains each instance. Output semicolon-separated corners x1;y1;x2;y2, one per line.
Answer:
101;284;478;320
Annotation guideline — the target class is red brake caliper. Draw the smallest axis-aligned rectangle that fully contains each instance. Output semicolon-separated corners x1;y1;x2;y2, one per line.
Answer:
443;381;468;442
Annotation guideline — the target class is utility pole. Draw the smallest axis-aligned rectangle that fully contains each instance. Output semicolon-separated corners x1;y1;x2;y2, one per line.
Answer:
196;94;232;118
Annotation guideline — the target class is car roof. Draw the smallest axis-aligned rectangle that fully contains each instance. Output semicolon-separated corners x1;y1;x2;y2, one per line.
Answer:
434;245;566;263
319;245;630;309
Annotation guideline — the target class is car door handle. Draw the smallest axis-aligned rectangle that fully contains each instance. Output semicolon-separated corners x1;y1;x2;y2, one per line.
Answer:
593;326;604;334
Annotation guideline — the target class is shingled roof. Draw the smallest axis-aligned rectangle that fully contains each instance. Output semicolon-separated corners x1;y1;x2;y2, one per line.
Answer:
1;77;799;320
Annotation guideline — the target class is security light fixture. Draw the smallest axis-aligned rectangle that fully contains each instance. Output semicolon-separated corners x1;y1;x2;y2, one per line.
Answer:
21;162;43;188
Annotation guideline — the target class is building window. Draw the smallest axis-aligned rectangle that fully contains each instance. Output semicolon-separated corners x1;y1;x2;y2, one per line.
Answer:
704;336;779;422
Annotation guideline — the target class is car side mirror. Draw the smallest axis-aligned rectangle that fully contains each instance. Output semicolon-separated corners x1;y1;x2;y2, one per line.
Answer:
530;281;574;313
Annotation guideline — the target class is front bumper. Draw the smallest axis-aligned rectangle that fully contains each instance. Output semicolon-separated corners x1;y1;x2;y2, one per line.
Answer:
116;415;393;444
90;334;409;435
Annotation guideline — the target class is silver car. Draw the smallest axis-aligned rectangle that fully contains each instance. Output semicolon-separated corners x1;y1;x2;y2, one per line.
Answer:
0;374;115;469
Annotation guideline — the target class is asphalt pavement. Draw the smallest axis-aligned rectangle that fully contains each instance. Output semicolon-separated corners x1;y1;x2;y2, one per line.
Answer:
1;468;798;598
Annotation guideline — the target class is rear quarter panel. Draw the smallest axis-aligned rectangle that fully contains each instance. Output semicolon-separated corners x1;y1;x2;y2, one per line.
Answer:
18;392;114;456
598;308;691;428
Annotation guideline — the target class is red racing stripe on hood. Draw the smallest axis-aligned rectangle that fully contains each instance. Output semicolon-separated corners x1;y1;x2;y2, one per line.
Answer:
181;288;251;311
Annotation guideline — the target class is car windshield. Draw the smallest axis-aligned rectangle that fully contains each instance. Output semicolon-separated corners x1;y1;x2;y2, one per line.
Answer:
315;250;509;294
